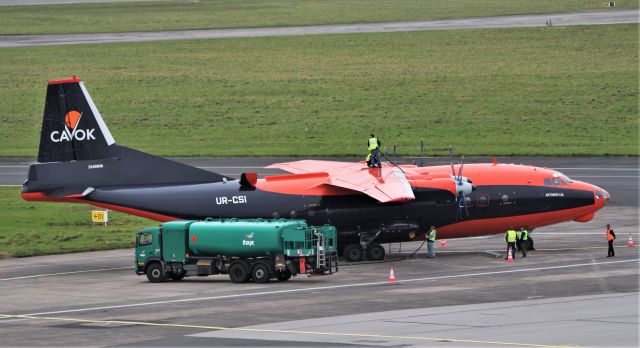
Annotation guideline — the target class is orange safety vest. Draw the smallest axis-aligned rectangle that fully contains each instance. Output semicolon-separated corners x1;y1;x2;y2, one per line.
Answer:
606;228;614;241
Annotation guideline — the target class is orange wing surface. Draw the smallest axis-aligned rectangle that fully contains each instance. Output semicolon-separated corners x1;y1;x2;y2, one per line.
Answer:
267;160;415;203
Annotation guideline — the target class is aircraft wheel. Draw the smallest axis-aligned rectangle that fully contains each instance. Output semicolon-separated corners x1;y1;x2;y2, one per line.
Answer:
228;262;250;283
276;269;292;282
366;243;385;261
146;263;165;283
343;244;363;262
251;262;271;284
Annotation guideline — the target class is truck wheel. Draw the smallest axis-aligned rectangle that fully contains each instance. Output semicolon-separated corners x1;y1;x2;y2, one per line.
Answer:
146;263;165;283
228;262;250;283
366;243;385;261
343;244;363;262
276;269;292;282
251;263;271;284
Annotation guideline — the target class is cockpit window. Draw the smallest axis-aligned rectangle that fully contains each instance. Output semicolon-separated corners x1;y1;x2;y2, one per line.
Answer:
544;173;572;186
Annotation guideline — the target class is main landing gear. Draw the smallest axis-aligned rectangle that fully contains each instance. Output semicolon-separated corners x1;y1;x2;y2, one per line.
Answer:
342;243;386;262
342;228;385;262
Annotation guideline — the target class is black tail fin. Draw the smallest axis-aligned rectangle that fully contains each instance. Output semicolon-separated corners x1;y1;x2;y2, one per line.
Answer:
38;76;115;163
24;77;232;197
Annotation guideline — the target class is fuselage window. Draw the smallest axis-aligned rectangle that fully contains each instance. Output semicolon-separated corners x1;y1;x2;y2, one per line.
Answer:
478;194;489;207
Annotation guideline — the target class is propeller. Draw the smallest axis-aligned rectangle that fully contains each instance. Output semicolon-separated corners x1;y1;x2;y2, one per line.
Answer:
449;146;475;220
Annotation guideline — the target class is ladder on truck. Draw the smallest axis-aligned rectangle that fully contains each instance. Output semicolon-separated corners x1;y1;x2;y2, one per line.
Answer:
315;231;326;269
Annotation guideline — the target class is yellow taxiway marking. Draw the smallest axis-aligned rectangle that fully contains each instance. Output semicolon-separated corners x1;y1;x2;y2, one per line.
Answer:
0;313;581;348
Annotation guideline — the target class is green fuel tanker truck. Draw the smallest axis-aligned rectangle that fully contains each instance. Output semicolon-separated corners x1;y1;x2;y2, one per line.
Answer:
135;219;338;283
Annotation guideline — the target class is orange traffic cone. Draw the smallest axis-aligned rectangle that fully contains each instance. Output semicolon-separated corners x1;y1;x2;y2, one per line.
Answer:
506;247;513;262
440;239;447;247
388;266;396;283
628;233;636;247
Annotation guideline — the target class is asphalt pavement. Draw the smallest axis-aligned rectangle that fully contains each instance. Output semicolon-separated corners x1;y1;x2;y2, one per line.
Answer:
0;9;637;48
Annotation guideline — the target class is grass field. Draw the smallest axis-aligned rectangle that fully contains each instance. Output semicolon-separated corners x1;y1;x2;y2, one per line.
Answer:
0;24;637;157
0;0;637;35
0;187;149;258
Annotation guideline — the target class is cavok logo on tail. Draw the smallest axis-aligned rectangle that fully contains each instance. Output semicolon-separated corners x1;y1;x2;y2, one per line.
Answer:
50;110;96;142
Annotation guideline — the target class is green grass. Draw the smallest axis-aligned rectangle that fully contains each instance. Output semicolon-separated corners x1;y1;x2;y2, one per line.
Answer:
0;24;638;157
0;187;150;257
0;0;637;35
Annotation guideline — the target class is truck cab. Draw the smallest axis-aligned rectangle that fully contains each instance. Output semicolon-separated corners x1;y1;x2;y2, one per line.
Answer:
135;227;161;275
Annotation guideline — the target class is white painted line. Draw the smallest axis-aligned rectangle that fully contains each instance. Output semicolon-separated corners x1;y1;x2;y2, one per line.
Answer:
20;258;639;317
0;185;20;187
0;266;131;282
536;232;640;235
572;175;638;178
552;167;639;171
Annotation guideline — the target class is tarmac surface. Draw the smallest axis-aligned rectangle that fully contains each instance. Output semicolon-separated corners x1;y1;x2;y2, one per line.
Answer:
0;9;637;48
0;156;638;347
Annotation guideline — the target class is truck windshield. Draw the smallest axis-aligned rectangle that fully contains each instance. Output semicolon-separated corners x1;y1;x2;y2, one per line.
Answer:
138;232;153;246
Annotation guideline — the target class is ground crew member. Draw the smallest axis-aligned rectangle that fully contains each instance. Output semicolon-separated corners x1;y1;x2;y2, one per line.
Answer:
505;227;517;259
426;225;437;258
365;153;372;167
517;227;528;258
606;224;616;257
368;133;382;168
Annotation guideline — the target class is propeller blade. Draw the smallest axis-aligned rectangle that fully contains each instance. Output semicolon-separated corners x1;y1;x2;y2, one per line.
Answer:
458;155;465;182
449;145;455;177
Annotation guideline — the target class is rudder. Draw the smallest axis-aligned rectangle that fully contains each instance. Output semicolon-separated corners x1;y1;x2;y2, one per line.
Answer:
38;76;115;162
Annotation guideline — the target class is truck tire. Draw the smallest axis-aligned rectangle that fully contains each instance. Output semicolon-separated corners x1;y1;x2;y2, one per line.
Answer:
343;244;363;262
276;269;292;281
229;262;250;283
366;243;385;261
251;262;271;284
146;263;165;283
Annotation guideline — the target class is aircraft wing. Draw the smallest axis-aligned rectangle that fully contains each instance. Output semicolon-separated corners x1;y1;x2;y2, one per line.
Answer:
267;160;415;203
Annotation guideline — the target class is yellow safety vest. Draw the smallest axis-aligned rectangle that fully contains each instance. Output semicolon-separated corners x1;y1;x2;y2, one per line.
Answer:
520;229;528;241
505;229;517;243
368;137;379;151
427;229;437;242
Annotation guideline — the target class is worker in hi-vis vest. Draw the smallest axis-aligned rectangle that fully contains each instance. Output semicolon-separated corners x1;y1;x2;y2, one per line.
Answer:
517;227;528;258
505;227;517;259
606;224;616;257
426;226;437;258
368;134;382;168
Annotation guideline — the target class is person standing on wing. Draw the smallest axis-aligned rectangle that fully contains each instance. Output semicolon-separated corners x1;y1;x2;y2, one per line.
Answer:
368;133;382;168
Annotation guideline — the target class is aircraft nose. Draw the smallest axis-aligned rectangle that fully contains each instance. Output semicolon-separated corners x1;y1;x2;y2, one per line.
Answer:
593;185;610;205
